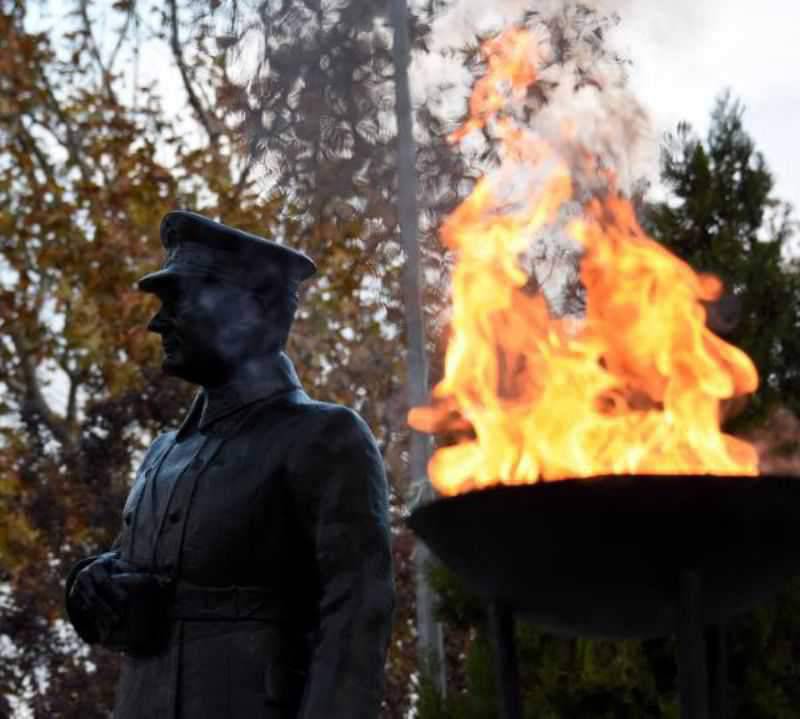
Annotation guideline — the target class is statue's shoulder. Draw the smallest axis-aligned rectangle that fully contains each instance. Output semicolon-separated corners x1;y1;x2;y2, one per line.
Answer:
245;391;376;450
280;394;378;452
282;392;366;425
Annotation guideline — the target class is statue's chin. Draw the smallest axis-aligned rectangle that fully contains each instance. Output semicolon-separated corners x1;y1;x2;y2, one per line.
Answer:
161;353;227;387
161;353;193;382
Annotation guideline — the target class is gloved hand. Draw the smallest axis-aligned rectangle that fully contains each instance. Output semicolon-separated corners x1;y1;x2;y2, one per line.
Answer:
66;552;136;645
66;552;173;654
108;571;174;656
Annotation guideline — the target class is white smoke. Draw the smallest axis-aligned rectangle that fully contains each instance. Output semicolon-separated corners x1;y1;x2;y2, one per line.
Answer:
412;0;708;192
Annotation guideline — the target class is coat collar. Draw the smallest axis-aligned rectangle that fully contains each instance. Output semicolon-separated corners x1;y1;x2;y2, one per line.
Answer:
177;352;303;436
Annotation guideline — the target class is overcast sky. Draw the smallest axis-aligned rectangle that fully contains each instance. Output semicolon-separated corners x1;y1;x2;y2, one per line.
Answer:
610;0;800;209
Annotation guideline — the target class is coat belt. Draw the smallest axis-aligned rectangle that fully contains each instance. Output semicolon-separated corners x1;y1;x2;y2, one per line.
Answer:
169;582;283;622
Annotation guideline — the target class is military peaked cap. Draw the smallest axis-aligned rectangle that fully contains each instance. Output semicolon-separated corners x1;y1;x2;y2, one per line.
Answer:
137;210;316;294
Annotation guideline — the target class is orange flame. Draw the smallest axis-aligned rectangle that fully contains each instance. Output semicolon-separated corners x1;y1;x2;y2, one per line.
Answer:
408;29;759;495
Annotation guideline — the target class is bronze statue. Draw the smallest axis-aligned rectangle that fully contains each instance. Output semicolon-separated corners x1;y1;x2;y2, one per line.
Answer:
65;211;395;718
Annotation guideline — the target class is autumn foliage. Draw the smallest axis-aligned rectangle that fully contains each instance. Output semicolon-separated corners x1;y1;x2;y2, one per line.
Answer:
0;1;417;716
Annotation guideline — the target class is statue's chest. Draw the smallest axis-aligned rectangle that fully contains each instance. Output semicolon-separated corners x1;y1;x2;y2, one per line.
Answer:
122;423;293;582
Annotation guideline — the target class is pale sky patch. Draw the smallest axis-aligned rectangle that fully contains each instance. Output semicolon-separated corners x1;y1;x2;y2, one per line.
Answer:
607;0;800;209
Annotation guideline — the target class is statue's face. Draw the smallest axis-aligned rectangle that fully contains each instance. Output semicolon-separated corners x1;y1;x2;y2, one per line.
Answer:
146;276;266;387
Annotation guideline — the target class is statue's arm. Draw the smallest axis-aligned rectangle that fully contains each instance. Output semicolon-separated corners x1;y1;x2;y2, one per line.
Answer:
64;434;169;647
290;408;395;719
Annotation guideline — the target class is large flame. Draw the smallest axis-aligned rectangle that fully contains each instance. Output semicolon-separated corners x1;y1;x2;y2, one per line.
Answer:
408;29;759;496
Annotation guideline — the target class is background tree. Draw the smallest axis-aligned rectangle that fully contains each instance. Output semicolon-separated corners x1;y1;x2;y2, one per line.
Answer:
645;91;800;426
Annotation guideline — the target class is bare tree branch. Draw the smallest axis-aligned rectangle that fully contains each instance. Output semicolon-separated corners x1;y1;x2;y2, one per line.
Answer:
65;372;79;427
39;72;92;184
16;118;59;187
166;0;220;146
231;154;256;204
106;2;137;74
8;328;73;450
77;0;119;104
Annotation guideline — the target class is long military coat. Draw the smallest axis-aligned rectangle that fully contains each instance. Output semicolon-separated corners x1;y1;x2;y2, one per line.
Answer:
66;353;394;718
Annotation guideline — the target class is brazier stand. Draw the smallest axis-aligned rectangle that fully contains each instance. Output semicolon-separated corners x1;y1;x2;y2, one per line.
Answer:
407;475;800;719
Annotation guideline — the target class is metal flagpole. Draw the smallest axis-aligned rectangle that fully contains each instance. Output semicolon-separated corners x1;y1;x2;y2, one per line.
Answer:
389;0;447;697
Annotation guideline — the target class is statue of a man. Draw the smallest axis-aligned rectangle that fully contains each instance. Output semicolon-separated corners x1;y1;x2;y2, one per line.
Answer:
64;211;395;718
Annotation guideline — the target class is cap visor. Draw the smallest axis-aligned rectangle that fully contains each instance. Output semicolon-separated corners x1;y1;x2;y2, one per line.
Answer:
137;266;225;293
136;268;181;293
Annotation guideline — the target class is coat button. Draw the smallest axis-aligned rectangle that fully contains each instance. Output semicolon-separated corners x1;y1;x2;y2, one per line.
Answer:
123;512;132;526
168;509;181;524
